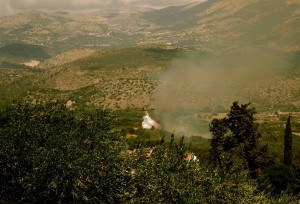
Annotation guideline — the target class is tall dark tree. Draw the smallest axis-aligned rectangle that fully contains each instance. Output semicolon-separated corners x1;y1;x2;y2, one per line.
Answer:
284;115;293;166
209;118;227;168
209;102;268;179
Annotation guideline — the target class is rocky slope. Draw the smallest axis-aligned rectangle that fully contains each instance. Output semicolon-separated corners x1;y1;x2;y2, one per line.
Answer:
0;0;299;54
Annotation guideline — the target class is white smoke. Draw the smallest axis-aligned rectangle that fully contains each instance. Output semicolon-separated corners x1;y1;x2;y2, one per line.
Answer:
142;112;158;129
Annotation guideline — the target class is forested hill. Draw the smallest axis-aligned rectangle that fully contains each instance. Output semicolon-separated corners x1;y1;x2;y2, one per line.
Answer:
0;0;299;53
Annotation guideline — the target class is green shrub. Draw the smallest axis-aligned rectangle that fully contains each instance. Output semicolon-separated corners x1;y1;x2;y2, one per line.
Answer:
0;100;299;203
0;100;128;203
128;136;272;203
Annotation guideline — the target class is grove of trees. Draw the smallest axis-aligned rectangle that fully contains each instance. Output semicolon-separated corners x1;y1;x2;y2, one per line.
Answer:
0;100;299;203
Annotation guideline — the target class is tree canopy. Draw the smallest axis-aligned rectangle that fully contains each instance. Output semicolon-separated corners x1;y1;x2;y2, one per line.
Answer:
209;101;269;179
0;100;298;203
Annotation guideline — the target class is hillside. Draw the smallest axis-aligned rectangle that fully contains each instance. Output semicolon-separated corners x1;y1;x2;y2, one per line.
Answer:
29;46;182;109
2;2;300;202
0;43;49;59
0;0;299;54
0;0;300;136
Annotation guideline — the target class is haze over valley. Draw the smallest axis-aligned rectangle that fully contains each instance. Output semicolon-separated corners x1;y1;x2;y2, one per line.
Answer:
4;2;300;202
1;0;300;136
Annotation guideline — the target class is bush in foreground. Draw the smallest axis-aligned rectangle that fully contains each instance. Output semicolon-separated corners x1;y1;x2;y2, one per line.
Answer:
0;100;299;203
0;100;128;203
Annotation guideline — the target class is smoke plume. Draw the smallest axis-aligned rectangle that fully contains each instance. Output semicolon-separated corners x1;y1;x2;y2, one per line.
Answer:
142;112;159;129
152;47;291;137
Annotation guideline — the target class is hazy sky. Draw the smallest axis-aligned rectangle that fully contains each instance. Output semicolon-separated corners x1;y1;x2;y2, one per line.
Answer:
0;0;205;16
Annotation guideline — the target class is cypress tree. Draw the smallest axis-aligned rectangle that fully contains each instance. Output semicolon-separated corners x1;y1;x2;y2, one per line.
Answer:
284;115;293;166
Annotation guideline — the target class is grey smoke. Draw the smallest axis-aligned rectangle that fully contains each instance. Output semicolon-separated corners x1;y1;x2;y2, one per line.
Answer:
152;47;291;138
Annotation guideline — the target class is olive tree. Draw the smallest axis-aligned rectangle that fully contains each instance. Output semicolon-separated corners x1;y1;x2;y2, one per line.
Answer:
0;100;129;203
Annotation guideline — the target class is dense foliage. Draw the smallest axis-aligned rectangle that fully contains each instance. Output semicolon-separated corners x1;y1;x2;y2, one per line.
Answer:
284;115;293;166
0;100;299;203
127;135;273;203
209;102;268;179
266;115;300;194
0;100;127;203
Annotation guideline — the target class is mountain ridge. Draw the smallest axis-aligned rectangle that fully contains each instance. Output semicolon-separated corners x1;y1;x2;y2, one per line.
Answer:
0;0;299;55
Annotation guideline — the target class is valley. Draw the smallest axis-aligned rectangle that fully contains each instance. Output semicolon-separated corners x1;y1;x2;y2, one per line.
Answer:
1;0;300;201
0;0;300;136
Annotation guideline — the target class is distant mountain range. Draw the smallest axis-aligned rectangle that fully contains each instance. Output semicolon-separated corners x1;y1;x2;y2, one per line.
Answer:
0;0;299;57
1;0;300;113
